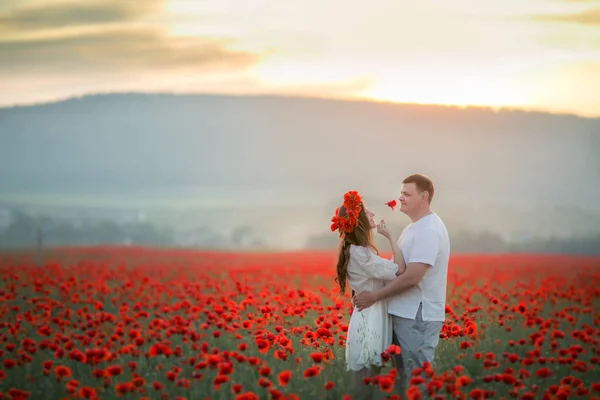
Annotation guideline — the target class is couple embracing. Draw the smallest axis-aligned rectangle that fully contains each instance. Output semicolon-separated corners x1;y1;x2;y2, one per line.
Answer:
331;173;450;398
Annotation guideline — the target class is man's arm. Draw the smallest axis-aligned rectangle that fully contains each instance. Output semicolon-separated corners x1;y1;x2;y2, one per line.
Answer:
354;262;429;311
373;262;428;300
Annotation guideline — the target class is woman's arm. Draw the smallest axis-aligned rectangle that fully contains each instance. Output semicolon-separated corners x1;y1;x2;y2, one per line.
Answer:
387;236;406;275
377;221;406;275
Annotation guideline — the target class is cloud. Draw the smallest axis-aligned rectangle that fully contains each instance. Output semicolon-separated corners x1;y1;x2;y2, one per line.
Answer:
536;28;600;50
521;2;600;50
532;7;600;26
0;0;259;77
0;28;258;75
0;0;161;33
0;0;263;106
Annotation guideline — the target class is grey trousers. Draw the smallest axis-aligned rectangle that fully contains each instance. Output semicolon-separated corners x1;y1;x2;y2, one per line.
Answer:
391;303;443;389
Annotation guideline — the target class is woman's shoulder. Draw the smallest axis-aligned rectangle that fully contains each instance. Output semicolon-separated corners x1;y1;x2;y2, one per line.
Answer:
349;244;376;258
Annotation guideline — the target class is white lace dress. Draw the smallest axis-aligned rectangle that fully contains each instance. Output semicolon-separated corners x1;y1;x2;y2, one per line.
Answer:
345;245;399;371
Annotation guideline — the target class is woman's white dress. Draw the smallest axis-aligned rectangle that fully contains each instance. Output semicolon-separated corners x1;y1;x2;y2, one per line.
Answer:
346;244;399;371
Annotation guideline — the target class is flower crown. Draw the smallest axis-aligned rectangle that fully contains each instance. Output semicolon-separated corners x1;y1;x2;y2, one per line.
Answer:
330;190;362;237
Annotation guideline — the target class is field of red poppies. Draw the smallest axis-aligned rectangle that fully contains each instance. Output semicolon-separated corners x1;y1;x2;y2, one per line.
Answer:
0;247;599;400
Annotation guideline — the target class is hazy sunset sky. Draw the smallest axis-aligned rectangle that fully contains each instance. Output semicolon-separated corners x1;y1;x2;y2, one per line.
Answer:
1;0;599;116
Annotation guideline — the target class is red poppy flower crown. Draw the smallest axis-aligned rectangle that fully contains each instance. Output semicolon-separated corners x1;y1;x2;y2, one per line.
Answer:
330;190;363;237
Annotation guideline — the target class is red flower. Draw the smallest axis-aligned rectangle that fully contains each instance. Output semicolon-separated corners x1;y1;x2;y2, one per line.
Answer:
213;374;230;387
132;376;145;387
115;382;133;395
106;365;123;376
231;384;243;394
469;389;486;399
535;367;553;378
410;376;425;386
303;366;322;378
457;376;473;387
278;371;291;386
379;377;394;392
37;326;51;336
7;389;30;399
384;344;401;355
257;377;271;388
385;199;397;210
405;386;422;400
53;365;72;380
219;363;233;375
79;387;97;399
330;191;363;235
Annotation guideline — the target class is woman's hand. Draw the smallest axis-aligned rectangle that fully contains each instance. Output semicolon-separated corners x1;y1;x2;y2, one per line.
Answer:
376;219;392;239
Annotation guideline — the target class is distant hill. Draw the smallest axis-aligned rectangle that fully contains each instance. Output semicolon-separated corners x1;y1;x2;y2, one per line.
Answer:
1;93;599;246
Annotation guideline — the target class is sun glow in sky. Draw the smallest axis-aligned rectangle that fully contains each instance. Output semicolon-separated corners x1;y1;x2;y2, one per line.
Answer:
0;0;599;116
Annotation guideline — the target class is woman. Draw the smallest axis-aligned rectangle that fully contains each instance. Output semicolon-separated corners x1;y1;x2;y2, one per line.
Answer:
331;190;406;399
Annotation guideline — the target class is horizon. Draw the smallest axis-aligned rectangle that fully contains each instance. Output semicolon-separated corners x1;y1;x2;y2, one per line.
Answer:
1;0;599;117
2;90;600;121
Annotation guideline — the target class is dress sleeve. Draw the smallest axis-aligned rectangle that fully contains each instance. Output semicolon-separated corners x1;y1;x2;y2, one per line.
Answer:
351;246;399;280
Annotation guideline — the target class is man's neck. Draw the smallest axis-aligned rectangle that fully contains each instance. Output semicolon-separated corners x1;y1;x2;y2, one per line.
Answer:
409;207;433;223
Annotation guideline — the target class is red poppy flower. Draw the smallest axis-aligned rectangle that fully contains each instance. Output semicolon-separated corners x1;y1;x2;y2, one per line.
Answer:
385;199;397;210
278;370;291;386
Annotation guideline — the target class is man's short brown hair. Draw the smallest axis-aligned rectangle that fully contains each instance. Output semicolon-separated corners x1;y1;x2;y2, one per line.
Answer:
403;173;434;204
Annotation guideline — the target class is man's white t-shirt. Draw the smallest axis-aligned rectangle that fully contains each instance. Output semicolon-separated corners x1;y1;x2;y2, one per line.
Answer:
386;212;450;322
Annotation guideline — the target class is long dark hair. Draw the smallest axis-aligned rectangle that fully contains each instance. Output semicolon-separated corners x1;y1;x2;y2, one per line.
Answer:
335;201;378;295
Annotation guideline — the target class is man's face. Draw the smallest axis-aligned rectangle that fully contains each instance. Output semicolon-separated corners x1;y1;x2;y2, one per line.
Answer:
398;183;426;214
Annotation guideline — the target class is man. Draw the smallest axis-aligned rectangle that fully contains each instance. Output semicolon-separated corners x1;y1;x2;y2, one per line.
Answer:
353;173;450;390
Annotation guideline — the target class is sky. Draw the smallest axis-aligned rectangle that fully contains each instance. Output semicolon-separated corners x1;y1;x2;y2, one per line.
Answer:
0;0;599;116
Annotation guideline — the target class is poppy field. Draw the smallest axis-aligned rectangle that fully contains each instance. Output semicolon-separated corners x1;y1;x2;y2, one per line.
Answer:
0;247;599;399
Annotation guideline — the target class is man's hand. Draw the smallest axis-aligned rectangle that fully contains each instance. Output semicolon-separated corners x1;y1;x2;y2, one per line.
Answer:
354;291;377;311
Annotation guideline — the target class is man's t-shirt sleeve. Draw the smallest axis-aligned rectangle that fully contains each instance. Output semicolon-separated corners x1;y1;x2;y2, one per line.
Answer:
408;229;439;267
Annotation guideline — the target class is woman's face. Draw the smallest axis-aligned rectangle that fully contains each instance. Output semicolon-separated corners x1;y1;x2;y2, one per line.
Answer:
364;207;376;229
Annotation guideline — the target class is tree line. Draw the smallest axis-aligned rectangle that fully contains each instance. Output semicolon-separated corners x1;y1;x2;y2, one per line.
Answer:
1;210;598;254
